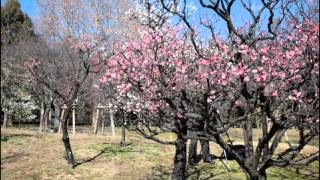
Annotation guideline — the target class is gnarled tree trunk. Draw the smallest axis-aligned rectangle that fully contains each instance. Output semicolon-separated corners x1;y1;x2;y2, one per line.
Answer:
61;107;76;168
188;137;198;165
259;169;267;180
172;134;187;180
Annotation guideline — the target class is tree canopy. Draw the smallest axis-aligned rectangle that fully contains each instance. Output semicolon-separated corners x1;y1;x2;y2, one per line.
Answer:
1;0;34;45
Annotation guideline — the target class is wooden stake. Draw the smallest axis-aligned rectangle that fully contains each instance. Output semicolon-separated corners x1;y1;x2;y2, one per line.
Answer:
93;105;100;134
110;109;115;137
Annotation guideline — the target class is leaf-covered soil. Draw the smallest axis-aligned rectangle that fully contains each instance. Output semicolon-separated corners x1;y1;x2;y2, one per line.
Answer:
1;127;319;180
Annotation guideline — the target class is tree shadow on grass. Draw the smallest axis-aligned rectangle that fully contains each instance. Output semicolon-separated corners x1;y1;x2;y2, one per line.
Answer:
146;165;172;180
74;150;106;168
268;165;320;180
1;134;34;141
145;165;227;180
1;152;28;169
146;158;230;180
186;165;227;180
73;142;136;168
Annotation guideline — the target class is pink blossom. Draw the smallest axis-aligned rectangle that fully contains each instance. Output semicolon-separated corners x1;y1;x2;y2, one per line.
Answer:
272;90;279;97
292;90;302;97
239;44;249;54
235;100;242;107
255;72;267;82
286;50;295;59
197;59;211;65
260;47;269;54
279;72;286;79
142;34;152;44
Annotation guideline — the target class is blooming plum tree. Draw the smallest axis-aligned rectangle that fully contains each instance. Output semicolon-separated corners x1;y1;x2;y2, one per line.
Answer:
101;0;319;179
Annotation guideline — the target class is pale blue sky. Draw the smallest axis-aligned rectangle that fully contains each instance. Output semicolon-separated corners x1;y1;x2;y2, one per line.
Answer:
1;0;40;18
19;0;40;18
2;0;280;38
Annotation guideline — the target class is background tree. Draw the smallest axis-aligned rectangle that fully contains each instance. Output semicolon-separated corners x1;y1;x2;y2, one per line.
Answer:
23;0;138;167
1;0;37;128
1;0;34;45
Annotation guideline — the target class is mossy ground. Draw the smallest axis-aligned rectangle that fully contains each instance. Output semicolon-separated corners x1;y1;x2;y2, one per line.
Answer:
1;127;319;179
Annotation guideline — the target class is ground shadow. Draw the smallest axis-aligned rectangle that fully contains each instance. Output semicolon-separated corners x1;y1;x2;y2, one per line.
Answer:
1;152;29;170
1;134;34;141
146;165;172;180
145;155;230;180
74;150;106;168
73;142;135;168
186;165;227;180
269;165;320;180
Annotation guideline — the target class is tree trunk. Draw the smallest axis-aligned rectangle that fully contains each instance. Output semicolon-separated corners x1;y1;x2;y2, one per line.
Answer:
91;102;97;128
243;115;254;167
200;139;212;162
110;110;115;136
2;112;8;128
188;138;198;165
172;134;187;180
43;109;50;132
259;169;267;180
120;120;126;146
246;173;259;180
52;103;60;132
7;114;12;126
39;101;45;132
58;107;66;134
61;107;77;168
261;113;270;162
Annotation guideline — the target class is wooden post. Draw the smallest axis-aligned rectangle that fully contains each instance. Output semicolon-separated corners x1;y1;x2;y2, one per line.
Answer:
2;112;8;128
72;105;76;136
101;111;105;135
39;101;45;132
110;109;115;137
93;104;100;134
92;102;97;128
48;109;52;130
44;110;48;132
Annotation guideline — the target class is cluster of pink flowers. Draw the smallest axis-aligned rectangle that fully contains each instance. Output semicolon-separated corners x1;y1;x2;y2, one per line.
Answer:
100;19;319;114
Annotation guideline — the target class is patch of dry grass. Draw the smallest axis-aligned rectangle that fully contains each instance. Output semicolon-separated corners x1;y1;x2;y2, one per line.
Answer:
1;127;319;180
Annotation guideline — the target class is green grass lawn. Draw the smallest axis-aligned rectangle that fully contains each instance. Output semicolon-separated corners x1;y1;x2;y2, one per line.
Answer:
1;127;319;179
